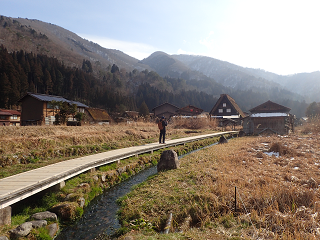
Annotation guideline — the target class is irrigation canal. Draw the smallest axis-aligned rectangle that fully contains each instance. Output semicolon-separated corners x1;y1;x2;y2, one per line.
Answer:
56;141;221;239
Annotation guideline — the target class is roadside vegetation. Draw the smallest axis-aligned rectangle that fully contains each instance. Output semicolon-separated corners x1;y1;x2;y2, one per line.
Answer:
115;120;320;239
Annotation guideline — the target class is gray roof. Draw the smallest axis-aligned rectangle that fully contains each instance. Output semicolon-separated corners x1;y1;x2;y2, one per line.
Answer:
69;101;88;108
20;93;89;108
28;93;69;102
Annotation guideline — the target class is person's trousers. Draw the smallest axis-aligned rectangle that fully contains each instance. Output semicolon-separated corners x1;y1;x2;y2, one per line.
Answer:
159;130;166;143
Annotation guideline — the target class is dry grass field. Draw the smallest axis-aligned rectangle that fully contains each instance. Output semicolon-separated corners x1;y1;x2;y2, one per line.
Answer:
0;118;218;178
117;120;320;240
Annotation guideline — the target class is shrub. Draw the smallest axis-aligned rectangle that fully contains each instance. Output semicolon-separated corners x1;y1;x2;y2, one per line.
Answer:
36;228;51;240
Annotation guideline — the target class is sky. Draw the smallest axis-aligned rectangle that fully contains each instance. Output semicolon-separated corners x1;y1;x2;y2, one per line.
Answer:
2;0;320;75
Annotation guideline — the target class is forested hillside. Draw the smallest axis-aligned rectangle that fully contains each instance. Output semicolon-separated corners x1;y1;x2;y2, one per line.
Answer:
0;46;221;113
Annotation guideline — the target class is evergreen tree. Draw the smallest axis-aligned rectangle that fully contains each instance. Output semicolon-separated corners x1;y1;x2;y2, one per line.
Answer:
306;102;320;117
0;73;11;108
139;101;149;117
111;64;119;73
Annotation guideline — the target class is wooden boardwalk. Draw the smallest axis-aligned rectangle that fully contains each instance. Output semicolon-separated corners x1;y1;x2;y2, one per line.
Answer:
0;131;237;209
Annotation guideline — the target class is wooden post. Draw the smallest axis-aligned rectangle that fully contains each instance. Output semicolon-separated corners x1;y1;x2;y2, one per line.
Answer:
234;186;237;213
51;181;65;191
164;212;173;234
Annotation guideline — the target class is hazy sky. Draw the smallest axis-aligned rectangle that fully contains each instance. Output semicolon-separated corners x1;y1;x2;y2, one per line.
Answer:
2;0;320;75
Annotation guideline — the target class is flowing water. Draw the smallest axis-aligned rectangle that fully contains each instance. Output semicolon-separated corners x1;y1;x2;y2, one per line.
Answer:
55;142;219;240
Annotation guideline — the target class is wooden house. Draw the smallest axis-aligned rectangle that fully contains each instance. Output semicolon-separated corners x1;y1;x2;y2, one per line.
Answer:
85;108;112;124
0;109;21;126
176;105;203;116
209;94;245;124
18;93;88;126
152;102;180;119
243;100;294;135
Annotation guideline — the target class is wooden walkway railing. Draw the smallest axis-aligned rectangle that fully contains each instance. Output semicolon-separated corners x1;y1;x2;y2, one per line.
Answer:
0;131;237;213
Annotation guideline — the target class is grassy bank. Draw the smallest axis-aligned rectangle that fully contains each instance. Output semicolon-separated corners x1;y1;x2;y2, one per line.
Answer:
116;127;320;239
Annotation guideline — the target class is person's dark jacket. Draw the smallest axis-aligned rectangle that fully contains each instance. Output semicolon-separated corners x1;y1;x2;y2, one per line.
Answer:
161;119;167;131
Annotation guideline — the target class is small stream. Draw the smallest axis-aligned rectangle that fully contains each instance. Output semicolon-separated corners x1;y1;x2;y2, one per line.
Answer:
55;142;219;240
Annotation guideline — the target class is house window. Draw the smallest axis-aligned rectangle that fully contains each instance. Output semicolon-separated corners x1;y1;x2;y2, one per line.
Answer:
47;103;54;109
227;109;231;113
0;116;5;120
11;115;18;120
218;109;223;113
77;108;85;113
223;103;226;107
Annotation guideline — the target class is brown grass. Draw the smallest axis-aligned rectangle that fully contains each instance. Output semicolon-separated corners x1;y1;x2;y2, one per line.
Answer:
0;122;220;178
118;132;320;239
171;117;218;130
298;117;320;135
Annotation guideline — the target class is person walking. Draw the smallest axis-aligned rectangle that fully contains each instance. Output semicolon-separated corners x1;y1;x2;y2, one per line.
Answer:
158;116;167;144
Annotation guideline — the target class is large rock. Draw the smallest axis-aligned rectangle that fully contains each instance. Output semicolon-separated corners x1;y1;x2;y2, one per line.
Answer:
157;150;179;172
51;202;78;221
47;223;59;238
0;236;9;240
219;135;228;144
31;211;57;221
30;220;47;228
9;222;33;238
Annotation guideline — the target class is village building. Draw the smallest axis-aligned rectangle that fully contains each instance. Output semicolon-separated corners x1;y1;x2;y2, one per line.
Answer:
176;105;204;117
243;100;294;135
209;94;245;128
85;108;112;124
122;111;139;121
0;109;21;126
152;102;180;119
18;92;88;126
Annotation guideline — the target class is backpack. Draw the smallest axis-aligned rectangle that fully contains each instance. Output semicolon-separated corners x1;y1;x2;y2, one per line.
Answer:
158;120;164;130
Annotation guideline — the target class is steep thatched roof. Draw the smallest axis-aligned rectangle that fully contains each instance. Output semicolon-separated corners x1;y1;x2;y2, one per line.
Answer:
210;94;245;118
86;108;111;121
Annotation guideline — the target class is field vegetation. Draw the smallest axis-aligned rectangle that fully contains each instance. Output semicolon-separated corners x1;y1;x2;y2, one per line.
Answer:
0;118;218;178
116;120;320;239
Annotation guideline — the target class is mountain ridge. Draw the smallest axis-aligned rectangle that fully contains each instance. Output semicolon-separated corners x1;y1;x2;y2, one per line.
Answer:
0;15;316;117
0;16;152;73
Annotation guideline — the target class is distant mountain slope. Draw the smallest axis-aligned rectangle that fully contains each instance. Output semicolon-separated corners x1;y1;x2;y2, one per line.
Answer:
140;51;230;96
171;54;283;91
0;15;151;73
284;72;320;102
238;67;320;102
140;51;195;79
171;54;320;102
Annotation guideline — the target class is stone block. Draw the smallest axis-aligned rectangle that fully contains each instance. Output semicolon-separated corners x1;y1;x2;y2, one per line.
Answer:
31;211;57;221
9;222;33;238
0;206;11;226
